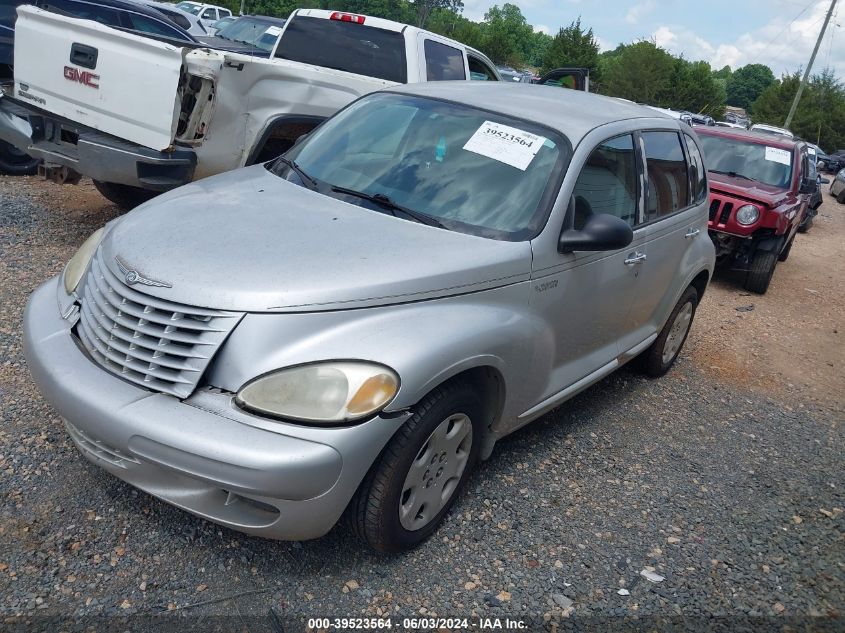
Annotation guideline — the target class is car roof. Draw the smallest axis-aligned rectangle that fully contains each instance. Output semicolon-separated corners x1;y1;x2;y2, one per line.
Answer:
695;125;804;150
234;14;286;24
385;82;677;140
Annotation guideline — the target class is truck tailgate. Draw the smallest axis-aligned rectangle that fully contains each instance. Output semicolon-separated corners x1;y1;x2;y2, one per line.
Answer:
14;5;184;151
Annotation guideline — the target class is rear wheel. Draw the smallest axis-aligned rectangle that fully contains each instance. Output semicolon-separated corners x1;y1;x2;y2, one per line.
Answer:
797;218;813;234
350;381;482;552
641;286;698;377
93;180;158;211
0;140;39;176
744;249;778;294
837;189;845;204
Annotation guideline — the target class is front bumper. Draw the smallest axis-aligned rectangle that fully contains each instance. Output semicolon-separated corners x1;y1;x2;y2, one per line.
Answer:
23;277;408;540
0;95;195;191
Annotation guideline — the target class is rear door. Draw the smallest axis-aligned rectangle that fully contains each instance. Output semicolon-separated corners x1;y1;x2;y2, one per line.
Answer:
13;4;186;150
625;130;708;342
417;34;467;82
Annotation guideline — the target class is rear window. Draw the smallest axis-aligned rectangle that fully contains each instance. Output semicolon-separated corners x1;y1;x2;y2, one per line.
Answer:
274;16;407;83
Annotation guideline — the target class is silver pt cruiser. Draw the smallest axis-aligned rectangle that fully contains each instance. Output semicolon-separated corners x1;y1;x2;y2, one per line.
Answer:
24;83;715;551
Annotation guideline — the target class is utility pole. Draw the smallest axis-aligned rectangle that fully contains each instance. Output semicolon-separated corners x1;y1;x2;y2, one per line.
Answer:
785;0;838;129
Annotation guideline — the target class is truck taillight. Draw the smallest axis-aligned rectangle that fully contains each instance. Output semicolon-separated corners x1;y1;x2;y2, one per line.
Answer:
330;12;365;24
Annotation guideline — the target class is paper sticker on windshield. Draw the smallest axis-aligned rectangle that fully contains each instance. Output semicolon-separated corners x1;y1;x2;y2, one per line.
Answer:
764;146;791;166
463;121;546;170
264;25;283;36
807;146;816;155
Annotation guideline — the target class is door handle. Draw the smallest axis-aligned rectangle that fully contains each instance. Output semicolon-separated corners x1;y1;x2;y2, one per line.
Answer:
685;228;701;239
70;43;98;70
624;252;647;266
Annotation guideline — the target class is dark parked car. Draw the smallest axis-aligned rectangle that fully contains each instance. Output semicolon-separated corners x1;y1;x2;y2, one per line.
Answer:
831;168;845;204
689;112;715;126
696;126;816;293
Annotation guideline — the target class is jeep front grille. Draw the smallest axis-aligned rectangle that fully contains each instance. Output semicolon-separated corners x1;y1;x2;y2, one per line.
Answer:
76;254;241;398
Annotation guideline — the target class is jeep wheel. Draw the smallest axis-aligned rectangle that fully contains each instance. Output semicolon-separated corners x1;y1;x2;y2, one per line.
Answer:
778;235;796;261
837;189;845;204
93;180;158;211
350;381;482;552
641;286;698;377
744;249;778;294
0;140;39;176
797;218;813;234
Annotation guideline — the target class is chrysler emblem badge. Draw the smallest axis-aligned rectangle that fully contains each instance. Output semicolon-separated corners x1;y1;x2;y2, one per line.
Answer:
115;256;172;288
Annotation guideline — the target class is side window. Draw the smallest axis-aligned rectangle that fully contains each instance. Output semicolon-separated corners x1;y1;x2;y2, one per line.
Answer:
41;0;121;26
684;133;707;204
572;134;638;229
424;39;466;81
642;131;689;222
201;8;216;19
468;55;498;81
219;8;231;16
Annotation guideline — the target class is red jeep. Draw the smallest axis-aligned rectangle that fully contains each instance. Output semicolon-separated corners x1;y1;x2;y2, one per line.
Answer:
695;127;814;293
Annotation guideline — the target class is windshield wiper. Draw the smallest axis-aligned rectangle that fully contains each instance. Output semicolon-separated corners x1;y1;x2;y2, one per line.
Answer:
710;169;758;182
275;156;317;189
330;185;446;228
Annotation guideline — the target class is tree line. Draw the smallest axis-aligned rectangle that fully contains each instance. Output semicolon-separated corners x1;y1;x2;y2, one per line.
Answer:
225;0;845;151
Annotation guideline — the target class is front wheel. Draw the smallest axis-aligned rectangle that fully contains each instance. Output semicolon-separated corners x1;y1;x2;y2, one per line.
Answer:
350;381;482;552
744;249;778;294
837;189;845;204
93;180;158;211
641;286;699;377
778;235;796;261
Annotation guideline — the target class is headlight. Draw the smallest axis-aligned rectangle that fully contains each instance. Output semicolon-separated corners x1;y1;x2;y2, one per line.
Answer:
236;361;400;424
735;204;760;226
63;227;105;294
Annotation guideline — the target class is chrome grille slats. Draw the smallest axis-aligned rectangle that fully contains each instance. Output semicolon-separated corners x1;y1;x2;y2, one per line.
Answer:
75;252;241;398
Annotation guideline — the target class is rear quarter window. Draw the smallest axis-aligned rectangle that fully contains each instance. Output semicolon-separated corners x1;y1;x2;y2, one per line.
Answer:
424;39;466;81
274;16;407;83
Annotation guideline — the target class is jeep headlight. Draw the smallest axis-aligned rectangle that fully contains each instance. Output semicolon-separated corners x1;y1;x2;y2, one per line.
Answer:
63;227;105;294
236;361;399;424
735;204;760;226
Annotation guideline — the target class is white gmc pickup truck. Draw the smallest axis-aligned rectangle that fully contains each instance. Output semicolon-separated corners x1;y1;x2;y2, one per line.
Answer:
0;6;506;207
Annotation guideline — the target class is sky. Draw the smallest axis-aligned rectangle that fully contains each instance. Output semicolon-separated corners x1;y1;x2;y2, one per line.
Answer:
461;0;844;78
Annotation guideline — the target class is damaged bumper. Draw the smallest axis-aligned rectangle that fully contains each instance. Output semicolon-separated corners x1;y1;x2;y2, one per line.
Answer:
0;95;196;190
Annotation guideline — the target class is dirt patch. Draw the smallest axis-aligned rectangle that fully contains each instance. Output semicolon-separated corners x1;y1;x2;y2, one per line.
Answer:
687;192;845;412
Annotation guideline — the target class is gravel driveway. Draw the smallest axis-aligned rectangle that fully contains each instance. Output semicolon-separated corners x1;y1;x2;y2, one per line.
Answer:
1;177;842;631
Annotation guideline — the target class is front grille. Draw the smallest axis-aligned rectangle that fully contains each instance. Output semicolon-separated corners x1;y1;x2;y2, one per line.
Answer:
76;253;241;398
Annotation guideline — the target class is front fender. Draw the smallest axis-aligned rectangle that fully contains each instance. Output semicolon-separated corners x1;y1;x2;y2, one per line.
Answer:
206;282;545;430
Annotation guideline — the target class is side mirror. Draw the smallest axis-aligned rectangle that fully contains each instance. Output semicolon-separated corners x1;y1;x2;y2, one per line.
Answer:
798;177;817;194
558;213;634;254
819;177;830;185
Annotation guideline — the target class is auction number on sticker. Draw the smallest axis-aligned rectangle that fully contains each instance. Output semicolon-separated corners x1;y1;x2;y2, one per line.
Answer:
307;618;393;629
483;127;537;147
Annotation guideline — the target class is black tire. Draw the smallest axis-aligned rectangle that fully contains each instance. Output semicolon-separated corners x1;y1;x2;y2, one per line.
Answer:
350;381;483;552
797;218;812;234
93;180;158;211
837;189;845;205
778;235;795;261
641;286;699;377
744;249;778;294
0;140;39;176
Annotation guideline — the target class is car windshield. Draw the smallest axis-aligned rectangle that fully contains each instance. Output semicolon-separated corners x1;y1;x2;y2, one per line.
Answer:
216;18;281;50
175;2;202;15
270;93;568;240
699;135;793;189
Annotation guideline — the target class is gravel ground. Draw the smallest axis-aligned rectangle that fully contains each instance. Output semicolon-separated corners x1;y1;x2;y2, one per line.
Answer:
1;177;843;632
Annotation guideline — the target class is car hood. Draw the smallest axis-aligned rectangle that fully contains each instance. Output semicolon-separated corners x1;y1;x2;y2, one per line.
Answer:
99;166;532;312
708;171;791;207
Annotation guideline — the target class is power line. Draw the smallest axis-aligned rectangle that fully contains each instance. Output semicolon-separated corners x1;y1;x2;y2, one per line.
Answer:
748;0;819;66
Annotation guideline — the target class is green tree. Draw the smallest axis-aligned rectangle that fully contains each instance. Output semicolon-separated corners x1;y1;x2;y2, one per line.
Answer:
411;0;462;28
727;63;776;111
479;3;533;67
600;40;675;104
539;17;600;81
665;58;726;118
753;70;845;151
525;30;552;68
